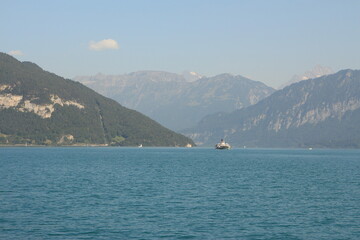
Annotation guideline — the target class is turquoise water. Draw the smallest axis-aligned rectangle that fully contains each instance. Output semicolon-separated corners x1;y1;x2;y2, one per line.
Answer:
1;147;360;239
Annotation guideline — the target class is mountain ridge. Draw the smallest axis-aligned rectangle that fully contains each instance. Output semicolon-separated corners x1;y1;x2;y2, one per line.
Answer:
75;72;275;130
280;64;334;89
183;69;360;148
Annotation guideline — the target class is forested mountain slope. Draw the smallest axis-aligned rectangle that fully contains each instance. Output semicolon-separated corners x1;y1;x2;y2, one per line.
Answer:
0;53;194;146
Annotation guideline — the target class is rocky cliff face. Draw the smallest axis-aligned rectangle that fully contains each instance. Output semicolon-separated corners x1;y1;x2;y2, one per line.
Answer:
183;69;360;148
0;92;84;118
75;72;275;130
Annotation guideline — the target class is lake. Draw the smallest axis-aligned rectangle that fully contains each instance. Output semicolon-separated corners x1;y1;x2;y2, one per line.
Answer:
1;147;360;239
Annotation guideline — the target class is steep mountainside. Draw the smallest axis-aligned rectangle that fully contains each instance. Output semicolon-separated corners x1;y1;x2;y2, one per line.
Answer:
0;53;194;146
75;72;274;130
183;69;360;148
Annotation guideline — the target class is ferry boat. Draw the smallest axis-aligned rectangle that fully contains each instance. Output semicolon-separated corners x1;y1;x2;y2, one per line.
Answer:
215;139;231;150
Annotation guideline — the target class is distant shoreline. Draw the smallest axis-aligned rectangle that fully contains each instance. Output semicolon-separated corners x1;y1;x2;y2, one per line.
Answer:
0;144;108;147
0;144;195;148
1;145;359;149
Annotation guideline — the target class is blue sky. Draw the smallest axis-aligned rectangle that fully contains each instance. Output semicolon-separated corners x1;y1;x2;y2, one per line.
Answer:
1;0;360;87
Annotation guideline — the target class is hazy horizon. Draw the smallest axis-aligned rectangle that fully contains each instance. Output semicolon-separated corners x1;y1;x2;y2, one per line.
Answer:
2;0;360;88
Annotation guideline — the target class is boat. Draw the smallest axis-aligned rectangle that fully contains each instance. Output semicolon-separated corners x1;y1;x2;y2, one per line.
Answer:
138;144;143;148
215;139;231;150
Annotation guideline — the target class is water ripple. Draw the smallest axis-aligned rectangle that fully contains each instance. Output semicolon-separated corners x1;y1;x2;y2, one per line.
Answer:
1;147;360;239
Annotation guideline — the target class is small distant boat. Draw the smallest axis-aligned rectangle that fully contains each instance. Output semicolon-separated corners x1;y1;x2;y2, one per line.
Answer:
138;144;143;148
215;139;231;150
185;143;192;148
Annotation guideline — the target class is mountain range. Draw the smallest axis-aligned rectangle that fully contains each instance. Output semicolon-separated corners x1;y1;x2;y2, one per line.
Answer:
0;53;194;146
182;69;360;148
2;51;358;148
75;72;275;130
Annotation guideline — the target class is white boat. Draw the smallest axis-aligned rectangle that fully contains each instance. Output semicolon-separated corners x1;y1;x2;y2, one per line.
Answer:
215;139;231;150
138;144;143;148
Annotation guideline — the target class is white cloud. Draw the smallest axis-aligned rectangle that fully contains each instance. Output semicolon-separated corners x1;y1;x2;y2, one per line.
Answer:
8;50;23;56
89;39;119;51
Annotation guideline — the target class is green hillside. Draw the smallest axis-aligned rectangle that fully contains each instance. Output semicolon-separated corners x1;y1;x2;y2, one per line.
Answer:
0;53;194;146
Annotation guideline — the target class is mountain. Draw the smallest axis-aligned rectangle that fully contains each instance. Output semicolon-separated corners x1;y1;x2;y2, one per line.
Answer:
280;65;334;89
74;72;275;130
181;71;204;82
183;69;360;148
0;53;194;146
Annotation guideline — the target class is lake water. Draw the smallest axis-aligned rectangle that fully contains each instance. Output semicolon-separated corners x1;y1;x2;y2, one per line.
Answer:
1;147;360;239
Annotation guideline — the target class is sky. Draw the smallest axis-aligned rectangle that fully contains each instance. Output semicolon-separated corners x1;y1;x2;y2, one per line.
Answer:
1;0;360;88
